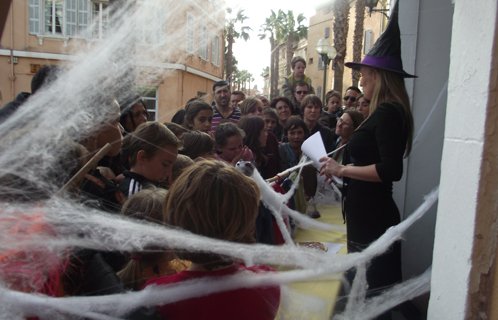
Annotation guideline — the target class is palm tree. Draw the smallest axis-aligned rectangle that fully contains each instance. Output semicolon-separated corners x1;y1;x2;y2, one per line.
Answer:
260;66;269;78
332;0;352;96
239;70;249;93
259;10;282;99
231;64;239;89
249;76;254;96
225;54;238;84
352;0;366;87
278;10;308;77
225;8;251;90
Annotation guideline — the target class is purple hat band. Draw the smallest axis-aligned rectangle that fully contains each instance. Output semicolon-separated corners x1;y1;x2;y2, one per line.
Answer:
345;55;417;78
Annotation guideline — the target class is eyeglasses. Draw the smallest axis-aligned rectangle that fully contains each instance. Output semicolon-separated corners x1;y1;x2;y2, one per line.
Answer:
296;91;309;95
338;117;354;129
343;96;356;102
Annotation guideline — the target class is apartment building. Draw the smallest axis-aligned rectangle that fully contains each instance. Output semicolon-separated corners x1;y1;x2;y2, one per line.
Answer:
0;0;225;122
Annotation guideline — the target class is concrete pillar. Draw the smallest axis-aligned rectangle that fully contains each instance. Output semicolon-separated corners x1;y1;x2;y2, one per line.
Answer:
428;0;498;318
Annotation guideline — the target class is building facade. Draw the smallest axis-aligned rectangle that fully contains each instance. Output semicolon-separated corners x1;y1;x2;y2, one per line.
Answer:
306;1;386;98
0;0;224;122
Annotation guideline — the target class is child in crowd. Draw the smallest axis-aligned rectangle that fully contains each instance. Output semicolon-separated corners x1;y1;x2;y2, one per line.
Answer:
179;131;215;160
164;122;189;138
262;107;278;133
214;122;252;166
118;94;148;135
169;155;194;186
278;116;310;214
239;98;263;117
143;160;280;320
118;188;189;291
119;122;179;198
238;116;268;177
183;100;213;134
281;56;315;105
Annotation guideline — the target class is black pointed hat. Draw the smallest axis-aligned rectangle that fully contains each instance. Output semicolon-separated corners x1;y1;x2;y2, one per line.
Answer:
345;0;416;78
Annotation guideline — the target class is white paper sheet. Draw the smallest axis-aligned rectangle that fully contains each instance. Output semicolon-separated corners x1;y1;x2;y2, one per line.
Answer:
302;131;343;185
323;242;345;254
301;131;327;169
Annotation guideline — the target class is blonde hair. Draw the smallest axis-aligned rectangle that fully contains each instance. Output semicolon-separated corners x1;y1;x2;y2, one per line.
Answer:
165;160;260;269
369;67;414;156
118;188;187;290
239;98;263;116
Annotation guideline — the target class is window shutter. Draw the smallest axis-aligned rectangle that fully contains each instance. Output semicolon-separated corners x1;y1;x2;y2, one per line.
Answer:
211;33;216;63
325;27;330;38
66;0;77;37
198;24;209;60
78;0;88;37
318;56;323;70
186;13;194;54
29;0;41;34
205;27;210;61
216;36;220;66
198;24;203;58
364;29;373;54
211;35;220;66
317;86;322;98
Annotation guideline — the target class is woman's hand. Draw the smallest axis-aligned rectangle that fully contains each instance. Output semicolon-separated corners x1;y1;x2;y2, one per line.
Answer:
319;156;344;181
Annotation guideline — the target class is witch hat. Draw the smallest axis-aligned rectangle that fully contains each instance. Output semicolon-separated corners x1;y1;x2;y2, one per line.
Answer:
345;0;416;78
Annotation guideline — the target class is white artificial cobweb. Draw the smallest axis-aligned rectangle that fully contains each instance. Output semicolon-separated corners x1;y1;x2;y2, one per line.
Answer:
0;0;438;319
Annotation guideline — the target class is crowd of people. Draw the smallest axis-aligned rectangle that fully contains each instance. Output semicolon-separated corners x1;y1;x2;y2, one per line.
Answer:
0;3;415;318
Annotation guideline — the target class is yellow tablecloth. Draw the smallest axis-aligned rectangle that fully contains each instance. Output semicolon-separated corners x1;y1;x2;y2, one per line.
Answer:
276;204;348;319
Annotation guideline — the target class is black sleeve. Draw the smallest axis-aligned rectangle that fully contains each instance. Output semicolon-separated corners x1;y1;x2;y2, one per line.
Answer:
278;144;290;171
374;104;407;182
84;252;161;320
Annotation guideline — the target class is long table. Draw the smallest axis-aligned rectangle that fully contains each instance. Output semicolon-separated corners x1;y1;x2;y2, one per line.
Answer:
276;204;348;319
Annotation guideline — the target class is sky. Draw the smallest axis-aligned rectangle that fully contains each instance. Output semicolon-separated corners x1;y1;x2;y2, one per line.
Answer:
226;0;330;92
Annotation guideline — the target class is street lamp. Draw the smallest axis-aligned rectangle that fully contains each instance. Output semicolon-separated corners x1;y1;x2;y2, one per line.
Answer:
365;0;390;18
315;38;337;104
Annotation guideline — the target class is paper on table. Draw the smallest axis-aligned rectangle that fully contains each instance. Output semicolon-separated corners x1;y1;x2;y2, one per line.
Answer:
301;131;327;169
323;243;345;254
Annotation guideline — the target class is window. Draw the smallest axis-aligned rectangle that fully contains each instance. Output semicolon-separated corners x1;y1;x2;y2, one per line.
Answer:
91;1;108;40
364;29;373;54
186;13;195;54
66;0;88;37
325;27;330;38
30;64;43;73
198;23;209;61
44;0;63;35
138;87;158;121
317;86;322;98
136;3;166;45
28;0;98;39
211;34;220;66
29;0;41;34
309;58;313;64
318;56;323;70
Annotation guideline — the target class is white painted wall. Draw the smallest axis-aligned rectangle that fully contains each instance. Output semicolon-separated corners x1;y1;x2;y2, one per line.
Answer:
428;0;498;318
398;0;454;313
